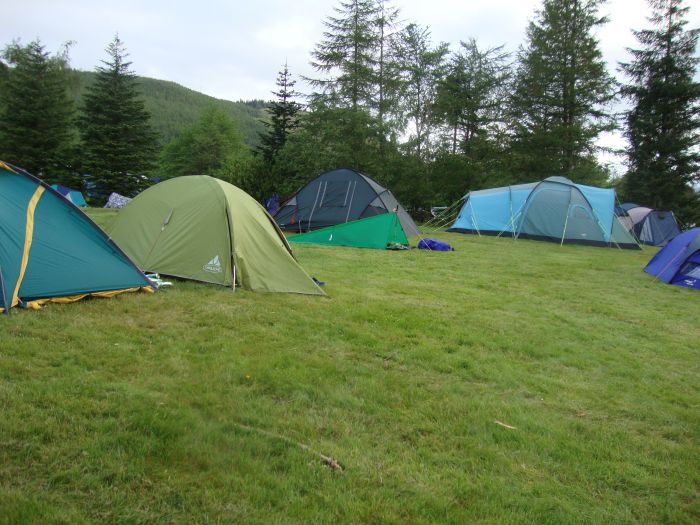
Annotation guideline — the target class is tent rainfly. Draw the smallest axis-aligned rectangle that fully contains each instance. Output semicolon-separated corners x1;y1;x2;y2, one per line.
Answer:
448;176;639;249
616;203;681;246
274;168;420;236
108;175;325;295
288;213;409;250
644;227;700;290
0;161;154;314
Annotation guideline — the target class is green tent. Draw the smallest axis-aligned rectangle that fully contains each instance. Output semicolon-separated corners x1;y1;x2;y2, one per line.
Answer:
108;176;325;295
288;213;409;249
0;161;154;314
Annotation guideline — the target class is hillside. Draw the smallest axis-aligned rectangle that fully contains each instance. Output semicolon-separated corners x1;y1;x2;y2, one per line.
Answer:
69;70;268;147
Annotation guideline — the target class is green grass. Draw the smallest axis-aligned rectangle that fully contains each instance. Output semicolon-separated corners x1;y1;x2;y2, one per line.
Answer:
1;209;698;524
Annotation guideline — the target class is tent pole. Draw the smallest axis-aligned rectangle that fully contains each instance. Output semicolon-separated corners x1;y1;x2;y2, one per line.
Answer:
307;181;323;231
470;201;481;237
232;264;236;292
560;205;571;246
0;265;9;316
345;181;357;223
559;187;575;246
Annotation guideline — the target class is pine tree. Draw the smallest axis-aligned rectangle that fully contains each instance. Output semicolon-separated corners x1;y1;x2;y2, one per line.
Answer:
309;0;379;111
79;35;158;199
373;0;402;137
620;0;700;221
0;40;75;177
257;63;303;163
509;0;616;184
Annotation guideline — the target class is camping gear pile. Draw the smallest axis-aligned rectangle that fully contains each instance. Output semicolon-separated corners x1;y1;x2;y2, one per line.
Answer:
104;192;132;209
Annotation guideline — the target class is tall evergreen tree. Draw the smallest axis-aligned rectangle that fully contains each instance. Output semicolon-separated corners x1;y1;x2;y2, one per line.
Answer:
0;40;75;178
307;0;385;169
79;35;158;198
257;63;303;163
309;0;379;111
509;0;616;184
620;0;700;221
394;24;449;161
436;39;511;155
373;0;402;137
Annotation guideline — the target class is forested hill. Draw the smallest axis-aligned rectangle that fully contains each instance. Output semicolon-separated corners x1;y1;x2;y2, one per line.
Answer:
70;70;267;147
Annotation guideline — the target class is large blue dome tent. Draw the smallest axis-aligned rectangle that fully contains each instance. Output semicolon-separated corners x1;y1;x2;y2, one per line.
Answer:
448;176;639;249
644;228;700;290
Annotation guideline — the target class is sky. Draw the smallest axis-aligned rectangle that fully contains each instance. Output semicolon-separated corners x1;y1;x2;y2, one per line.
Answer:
4;0;700;172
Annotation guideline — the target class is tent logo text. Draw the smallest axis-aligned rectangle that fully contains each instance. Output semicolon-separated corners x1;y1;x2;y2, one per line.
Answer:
203;255;222;273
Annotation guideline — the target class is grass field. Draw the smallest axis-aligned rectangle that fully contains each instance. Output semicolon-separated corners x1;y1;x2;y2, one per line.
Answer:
1;208;698;524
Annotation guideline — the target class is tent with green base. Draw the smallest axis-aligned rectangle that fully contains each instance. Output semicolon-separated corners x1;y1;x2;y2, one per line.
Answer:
288;213;409;249
108;175;325;295
0;161;154;314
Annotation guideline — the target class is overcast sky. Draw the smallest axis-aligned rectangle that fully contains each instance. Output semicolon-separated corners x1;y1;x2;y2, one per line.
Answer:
4;0;700;171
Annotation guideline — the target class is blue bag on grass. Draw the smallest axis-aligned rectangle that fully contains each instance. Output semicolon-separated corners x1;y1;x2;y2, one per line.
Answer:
418;238;454;251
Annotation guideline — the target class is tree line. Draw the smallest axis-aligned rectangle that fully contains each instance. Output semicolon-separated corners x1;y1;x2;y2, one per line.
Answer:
0;0;698;224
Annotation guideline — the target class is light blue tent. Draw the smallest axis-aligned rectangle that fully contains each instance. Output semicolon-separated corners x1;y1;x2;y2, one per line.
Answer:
448;176;639;249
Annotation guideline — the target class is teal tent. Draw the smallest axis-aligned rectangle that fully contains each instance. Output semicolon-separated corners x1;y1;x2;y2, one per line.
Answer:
0;162;154;314
51;184;88;207
448;176;639;249
288;213;409;249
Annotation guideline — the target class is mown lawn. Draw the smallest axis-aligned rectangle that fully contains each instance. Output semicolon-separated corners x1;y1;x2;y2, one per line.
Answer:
1;208;698;524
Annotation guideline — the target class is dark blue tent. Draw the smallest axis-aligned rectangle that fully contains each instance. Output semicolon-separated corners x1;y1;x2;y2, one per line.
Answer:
644;228;700;290
274;168;420;236
616;203;681;246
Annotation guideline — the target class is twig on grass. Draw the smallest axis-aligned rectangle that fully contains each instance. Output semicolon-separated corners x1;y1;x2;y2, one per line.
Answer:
494;420;517;430
231;421;343;471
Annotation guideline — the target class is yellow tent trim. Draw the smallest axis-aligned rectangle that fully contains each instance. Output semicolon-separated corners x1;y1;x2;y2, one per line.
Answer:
11;185;45;308
21;286;154;310
0;161;17;173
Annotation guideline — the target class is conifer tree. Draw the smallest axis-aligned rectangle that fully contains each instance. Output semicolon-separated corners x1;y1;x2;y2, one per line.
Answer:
394;24;449;161
620;0;699;221
509;0;615;184
79;35;158;198
0;40;75;177
436;39;510;155
310;0;379;111
257;63;303;162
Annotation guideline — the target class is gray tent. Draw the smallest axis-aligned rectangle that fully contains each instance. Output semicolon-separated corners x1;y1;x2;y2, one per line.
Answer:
616;203;681;246
274;168;420;236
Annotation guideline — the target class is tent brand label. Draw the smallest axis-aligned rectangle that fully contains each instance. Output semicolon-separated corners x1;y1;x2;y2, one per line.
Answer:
203;255;222;273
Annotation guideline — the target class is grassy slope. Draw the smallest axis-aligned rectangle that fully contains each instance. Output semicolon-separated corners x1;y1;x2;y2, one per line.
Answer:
1;211;698;524
69;71;267;147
